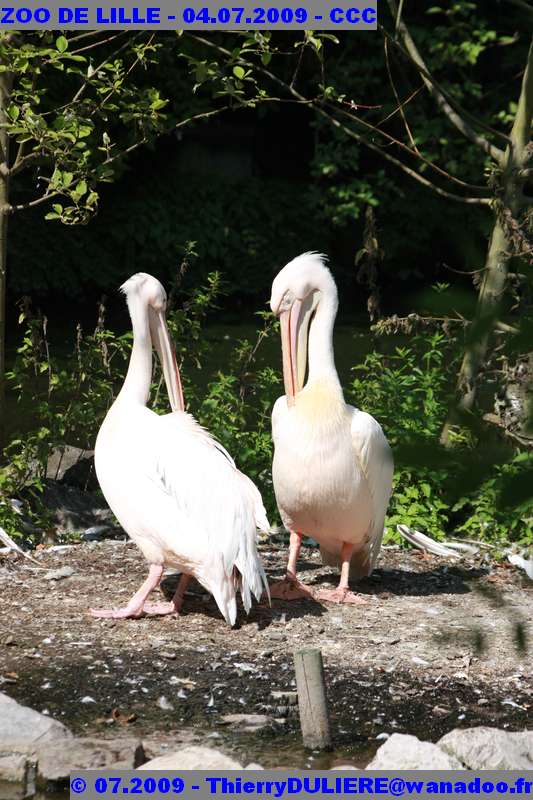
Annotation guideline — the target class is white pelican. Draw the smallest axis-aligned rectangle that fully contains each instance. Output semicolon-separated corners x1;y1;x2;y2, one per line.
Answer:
90;273;269;625
269;253;393;604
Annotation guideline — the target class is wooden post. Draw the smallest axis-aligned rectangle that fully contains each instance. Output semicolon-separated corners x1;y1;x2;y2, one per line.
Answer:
293;648;332;750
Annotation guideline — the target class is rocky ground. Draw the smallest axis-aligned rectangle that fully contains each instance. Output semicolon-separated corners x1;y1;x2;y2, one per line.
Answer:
0;539;531;772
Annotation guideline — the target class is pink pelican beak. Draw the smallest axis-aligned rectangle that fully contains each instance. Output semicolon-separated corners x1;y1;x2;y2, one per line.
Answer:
149;308;185;413
277;294;316;408
279;299;302;407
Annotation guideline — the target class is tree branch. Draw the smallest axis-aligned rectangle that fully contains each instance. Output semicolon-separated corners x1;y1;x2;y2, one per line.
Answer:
331;101;490;193
69;33;125;57
188;34;492;206
508;38;533;165
384;37;418;153
6;191;59;214
91;33;150;117
103;105;230;167
317;107;491;204
71;33;135;107
385;0;507;164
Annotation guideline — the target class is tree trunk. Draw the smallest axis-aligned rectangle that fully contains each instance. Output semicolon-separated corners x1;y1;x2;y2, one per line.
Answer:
0;68;10;447
441;39;533;445
0;193;8;447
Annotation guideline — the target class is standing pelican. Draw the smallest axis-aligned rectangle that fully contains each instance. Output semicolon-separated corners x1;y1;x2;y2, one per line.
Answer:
269;253;393;604
90;273;269;625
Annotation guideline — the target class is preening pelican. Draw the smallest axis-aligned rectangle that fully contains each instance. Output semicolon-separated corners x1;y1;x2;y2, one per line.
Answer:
270;253;393;604
90;273;269;625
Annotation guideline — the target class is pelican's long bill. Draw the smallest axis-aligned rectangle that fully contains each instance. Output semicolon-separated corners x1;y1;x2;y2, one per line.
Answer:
279;294;316;406
149;308;185;413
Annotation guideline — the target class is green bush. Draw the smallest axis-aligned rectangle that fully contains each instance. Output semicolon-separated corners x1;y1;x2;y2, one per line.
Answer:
2;299;532;550
348;332;533;546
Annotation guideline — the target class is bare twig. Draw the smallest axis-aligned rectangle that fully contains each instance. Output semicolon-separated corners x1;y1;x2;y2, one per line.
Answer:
330;102;490;193
187;34;491;205
91;33;150;116
103;105;230;167
384;37;418;153
72;32;137;107
7;191;59;214
69;33;124;57
384;2;508;160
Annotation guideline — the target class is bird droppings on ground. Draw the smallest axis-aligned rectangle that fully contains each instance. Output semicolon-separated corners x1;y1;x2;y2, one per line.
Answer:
0;540;531;769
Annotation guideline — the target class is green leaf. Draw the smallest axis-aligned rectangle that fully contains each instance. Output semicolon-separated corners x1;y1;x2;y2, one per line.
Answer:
74;179;87;198
56;36;68;53
233;66;245;79
261;52;272;66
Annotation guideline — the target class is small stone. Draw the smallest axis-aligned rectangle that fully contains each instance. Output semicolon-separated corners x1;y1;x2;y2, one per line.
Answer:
411;656;430;666
44;566;75;581
270;691;298;706
220;714;271;731
0;753;36;796
138;746;244;770
438;727;533;769
82;525;112;542
0;692;72;751
367;734;462;769
157;696;174;711
36;738;145;785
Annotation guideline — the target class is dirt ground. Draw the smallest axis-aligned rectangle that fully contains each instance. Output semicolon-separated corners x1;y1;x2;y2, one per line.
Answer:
0;539;531;769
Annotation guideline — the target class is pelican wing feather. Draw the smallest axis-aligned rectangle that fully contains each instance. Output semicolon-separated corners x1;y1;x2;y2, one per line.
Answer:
349;407;394;574
151;411;269;624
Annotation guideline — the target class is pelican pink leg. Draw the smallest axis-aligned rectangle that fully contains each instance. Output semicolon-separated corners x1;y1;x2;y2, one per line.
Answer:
90;568;193;619
90;563;164;619
315;542;368;605
269;531;315;600
143;573;192;615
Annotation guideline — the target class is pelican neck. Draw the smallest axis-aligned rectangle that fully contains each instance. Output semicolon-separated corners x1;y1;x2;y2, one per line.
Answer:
117;294;152;407
306;292;341;387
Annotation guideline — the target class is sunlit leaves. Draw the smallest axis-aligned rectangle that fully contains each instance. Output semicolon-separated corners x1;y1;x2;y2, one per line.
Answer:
1;32;175;227
55;35;68;54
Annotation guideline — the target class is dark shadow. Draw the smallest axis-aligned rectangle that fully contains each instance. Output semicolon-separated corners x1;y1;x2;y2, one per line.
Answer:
300;564;490;598
160;572;328;629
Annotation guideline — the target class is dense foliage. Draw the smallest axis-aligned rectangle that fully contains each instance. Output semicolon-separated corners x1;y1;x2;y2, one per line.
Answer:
7;5;530;306
2;282;532;549
2;12;532;556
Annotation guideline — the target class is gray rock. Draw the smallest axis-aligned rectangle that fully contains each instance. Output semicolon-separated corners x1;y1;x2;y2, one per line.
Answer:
438;727;533;769
330;765;360;770
138;746;245;770
0;753;35;797
220;714;271;731
270;691;298;705
0;693;72;751
366;734;462;769
43;566;75;581
36;738;145;785
47;446;96;490
41;480;115;533
0;753;36;798
82;525;116;542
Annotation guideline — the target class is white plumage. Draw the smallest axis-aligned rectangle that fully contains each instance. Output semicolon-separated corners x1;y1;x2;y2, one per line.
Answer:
91;273;268;625
269;253;393;603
